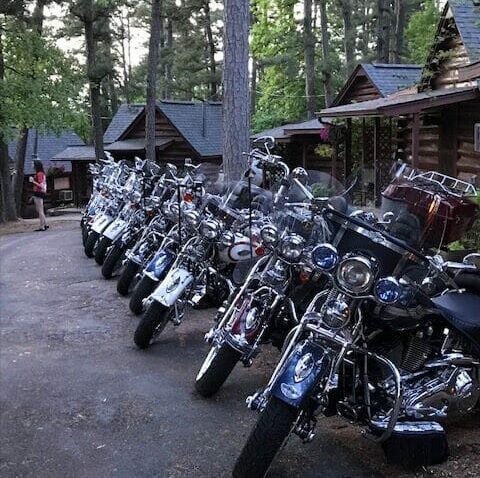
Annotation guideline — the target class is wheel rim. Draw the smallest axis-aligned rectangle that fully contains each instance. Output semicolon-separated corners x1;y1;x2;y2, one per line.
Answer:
196;346;219;381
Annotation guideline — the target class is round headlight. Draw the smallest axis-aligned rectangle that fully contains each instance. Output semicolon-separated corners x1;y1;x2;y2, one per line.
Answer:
336;256;374;294
312;244;338;271
374;277;401;304
200;218;220;239
185;210;200;227
279;234;304;261
220;231;234;247
161;203;170;217
260;224;279;245
131;191;142;204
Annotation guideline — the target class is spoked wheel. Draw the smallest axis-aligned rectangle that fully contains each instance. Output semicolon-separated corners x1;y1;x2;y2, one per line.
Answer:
195;343;242;397
94;236;111;265
129;275;157;315
133;301;170;349
101;245;125;279
233;397;298;478
84;231;99;258
117;260;140;295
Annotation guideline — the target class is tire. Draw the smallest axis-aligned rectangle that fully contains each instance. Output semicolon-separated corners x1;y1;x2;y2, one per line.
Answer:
117;260;140;296
81;222;88;247
102;244;125;279
84;231;99;258
195;343;242;397
94;236;111;265
129;275;157;315
233;397;298;478
134;301;170;349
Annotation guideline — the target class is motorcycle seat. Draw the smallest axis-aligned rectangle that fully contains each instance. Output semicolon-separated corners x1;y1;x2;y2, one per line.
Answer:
431;292;480;351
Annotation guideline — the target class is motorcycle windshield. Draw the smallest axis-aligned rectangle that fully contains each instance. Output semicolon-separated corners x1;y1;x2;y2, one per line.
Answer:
286;169;345;204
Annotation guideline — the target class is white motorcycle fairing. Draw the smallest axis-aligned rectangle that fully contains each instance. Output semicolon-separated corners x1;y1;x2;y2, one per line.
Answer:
91;213;114;234
150;267;194;307
103;218;127;241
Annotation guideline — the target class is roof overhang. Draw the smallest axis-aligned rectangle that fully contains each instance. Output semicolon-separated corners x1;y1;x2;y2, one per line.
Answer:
51;146;96;161
318;84;480;119
105;137;174;152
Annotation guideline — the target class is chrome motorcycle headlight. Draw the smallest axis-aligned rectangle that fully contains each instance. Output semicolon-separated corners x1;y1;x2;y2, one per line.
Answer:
200;218;220;240
220;230;234;246
131;191;142;204
336;256;374;294
260;224;279;245
185;210;200;227
279;234;304;261
311;244;338;271
374;277;401;304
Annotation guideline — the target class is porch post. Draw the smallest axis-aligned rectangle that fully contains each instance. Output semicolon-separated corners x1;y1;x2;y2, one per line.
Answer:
411;113;420;169
345;118;352;179
438;105;458;176
374;117;380;206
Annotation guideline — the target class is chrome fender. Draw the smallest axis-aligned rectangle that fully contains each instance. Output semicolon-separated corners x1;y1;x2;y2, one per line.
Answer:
150;267;193;307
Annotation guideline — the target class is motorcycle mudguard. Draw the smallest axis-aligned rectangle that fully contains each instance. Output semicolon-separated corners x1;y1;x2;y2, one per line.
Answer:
144;249;176;281
150;267;193;307
271;340;332;408
91;214;114;234
103;219;127;241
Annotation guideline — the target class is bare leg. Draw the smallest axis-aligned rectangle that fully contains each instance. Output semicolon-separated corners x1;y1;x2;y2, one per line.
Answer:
34;196;47;229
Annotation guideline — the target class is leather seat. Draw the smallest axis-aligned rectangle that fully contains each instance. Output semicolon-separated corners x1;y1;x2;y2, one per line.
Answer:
432;292;480;351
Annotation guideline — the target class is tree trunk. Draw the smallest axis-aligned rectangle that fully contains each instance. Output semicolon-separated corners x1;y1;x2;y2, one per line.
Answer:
250;57;257;115
340;0;355;75
204;0;218;100
13;128;28;216
318;0;334;107
146;0;162;162
376;0;391;63
304;0;316;119
391;0;405;63
164;17;173;99
84;10;105;161
120;14;131;104
222;0;250;182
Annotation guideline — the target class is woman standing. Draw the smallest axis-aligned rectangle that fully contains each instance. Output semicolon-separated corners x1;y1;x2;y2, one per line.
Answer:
29;160;49;231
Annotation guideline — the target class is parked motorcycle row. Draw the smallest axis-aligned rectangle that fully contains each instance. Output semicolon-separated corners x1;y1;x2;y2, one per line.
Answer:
80;139;480;477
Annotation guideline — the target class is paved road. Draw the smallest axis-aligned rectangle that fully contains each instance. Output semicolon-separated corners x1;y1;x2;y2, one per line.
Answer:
0;226;379;478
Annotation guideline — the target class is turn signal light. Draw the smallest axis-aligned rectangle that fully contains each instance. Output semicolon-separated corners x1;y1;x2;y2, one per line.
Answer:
184;192;193;203
255;246;265;256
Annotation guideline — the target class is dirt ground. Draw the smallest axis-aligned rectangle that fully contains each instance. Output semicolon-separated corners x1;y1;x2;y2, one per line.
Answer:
0;222;479;477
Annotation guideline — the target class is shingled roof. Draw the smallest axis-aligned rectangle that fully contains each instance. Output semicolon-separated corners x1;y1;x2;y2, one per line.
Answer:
449;0;480;62
8;129;85;174
361;64;422;97
103;104;144;144
157;100;222;157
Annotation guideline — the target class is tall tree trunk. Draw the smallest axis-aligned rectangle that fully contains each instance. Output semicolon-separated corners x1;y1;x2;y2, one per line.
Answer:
84;9;105;160
0;23;17;221
120;14;130;104
105;19;118;115
164;17;173;99
391;0;405;63
204;0;218;100
340;0;355;75
304;0;316;119
318;0;334;107
376;0;391;63
223;0;250;182
146;0;162;162
13;128;28;216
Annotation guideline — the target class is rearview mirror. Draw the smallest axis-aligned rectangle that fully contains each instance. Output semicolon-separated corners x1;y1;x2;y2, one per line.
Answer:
463;253;480;269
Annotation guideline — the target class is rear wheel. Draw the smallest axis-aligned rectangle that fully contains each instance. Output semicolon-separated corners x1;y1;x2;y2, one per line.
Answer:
117;260;140;295
95;236;112;265
84;231;99;258
102;245;125;279
134;301;170;349
195;343;241;397
233;397;298;478
129;275;157;315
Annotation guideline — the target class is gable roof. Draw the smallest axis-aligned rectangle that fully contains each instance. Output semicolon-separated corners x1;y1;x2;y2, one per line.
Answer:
8;129;85;174
103;104;144;144
157;100;222;157
361;64;422;96
449;0;480;62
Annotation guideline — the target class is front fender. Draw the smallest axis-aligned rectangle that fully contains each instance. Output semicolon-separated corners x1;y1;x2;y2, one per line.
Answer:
271;340;332;408
145;249;176;280
150;267;194;307
103;219;127;241
91;214;114;234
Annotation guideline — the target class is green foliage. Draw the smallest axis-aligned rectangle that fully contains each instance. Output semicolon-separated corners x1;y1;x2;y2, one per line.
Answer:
405;0;440;64
1;18;88;141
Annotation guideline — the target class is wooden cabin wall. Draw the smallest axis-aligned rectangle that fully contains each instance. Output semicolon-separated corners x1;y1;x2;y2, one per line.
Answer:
456;99;480;179
341;76;381;104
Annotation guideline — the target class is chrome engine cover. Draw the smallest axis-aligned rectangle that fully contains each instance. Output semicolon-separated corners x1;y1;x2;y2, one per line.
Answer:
403;364;480;422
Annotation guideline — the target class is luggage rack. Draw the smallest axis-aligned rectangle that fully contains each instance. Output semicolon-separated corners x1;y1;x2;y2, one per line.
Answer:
404;169;477;198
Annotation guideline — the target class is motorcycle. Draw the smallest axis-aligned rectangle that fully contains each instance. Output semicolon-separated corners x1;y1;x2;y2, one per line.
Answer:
233;168;480;477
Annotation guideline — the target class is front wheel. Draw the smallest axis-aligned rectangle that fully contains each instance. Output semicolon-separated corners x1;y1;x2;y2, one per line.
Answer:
129;275;157;315
233;397;298;478
117;260;140;295
101;244;125;279
84;231;99;258
134;301;170;349
195;343;241;397
94;236;111;265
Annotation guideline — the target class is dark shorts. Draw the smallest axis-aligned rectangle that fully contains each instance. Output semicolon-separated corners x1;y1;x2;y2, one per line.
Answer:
33;192;46;199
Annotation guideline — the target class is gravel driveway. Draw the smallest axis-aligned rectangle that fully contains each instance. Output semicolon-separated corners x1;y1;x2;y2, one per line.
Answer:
0;224;381;478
